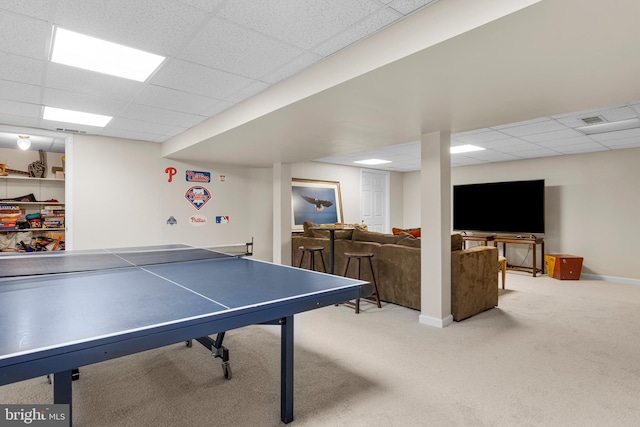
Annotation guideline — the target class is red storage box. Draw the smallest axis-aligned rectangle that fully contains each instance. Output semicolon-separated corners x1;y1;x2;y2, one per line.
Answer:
545;254;583;280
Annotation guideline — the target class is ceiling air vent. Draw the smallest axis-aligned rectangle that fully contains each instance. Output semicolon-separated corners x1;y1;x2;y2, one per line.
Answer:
580;116;606;125
55;128;86;134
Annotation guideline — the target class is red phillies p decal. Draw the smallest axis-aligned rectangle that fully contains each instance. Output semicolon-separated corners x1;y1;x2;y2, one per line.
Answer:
165;167;177;182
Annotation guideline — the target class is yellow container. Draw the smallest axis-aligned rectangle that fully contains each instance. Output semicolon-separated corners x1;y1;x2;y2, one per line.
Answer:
545;255;556;278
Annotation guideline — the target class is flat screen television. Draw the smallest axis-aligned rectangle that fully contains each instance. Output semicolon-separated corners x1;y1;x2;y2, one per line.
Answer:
453;179;545;234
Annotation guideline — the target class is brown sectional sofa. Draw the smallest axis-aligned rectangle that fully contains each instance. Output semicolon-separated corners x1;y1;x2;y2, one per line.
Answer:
292;227;498;321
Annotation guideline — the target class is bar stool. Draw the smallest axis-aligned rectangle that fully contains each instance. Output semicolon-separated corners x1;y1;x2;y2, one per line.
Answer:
297;246;327;273
498;256;507;289
341;252;381;313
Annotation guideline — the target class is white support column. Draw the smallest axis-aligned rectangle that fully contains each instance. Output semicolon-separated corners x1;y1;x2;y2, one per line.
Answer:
418;131;453;328
273;163;292;265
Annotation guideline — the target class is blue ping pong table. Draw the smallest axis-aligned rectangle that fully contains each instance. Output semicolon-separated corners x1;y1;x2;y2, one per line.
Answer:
0;245;371;425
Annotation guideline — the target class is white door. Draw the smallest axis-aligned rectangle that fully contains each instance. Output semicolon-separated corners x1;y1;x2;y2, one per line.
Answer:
360;170;389;232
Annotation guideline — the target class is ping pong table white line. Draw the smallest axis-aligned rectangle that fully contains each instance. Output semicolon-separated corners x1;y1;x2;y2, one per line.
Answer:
0;272;367;361
0;244;247;260
139;266;232;310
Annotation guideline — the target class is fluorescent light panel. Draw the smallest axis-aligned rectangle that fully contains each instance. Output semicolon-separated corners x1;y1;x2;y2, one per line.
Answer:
43;106;112;127
450;144;485;154
354;159;392;165
576;118;640;135
51;27;165;82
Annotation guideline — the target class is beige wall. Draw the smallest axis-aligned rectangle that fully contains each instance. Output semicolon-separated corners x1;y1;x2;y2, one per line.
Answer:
69;135;273;261
64;134;640;281
403;147;640;282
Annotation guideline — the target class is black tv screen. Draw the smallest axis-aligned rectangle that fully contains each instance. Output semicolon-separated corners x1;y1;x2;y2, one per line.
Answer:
453;179;545;234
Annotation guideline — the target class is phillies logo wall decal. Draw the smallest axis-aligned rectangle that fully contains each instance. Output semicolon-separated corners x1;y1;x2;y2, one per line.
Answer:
165;167;177;182
185;186;211;210
186;170;211;183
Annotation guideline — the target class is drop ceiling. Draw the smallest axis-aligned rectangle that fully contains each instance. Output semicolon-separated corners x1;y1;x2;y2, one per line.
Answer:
1;0;640;172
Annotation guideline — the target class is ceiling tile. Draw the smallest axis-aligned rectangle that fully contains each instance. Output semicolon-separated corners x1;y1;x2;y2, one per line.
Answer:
520;128;583;142
99;127;160;142
106;117;174;135
0;99;42;117
225;81;271;104
552;143;608;154
598;106;638;122
474;137;526;149
588;127;640;142
176;0;225;13
389;0;440;15
498;120;567;137
119;104;195;127
0;11;50;59
0;0;55;20
199;100;234;117
178;17;304;80
261;52;324;84
150;59;253;100
217;0;383;50
510;147;562;158
45;63;143;101
312;7;402;57
0;52;44;85
0;113;40;129
53;0;208;55
134;85;221;115
491;143;538;153
43;88;127;116
534;136;593;148
596;135;640;148
0;80;41;104
454;129;511;144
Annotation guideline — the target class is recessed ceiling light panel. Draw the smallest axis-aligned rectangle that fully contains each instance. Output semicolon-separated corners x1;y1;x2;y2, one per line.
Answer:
43;106;112;127
450;144;485;154
354;159;392;165
576;118;640;135
51;27;165;82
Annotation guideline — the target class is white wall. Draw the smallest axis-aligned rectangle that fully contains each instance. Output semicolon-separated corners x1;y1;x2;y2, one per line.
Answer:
403;147;640;281
291;161;404;229
69;135;272;261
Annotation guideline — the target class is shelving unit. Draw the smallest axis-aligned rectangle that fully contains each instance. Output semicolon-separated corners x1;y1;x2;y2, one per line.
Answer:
1;175;65;251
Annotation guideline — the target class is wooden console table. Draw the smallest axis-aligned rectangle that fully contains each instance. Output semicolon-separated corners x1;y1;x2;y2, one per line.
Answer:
493;236;545;277
461;235;495;249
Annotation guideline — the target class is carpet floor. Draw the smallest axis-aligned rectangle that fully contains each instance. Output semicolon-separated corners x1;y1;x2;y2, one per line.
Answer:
2;272;640;426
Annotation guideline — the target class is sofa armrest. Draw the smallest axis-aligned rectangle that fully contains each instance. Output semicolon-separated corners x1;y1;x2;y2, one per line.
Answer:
451;246;498;321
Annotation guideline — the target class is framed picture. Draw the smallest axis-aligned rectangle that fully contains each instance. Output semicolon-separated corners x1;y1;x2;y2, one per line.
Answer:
291;178;343;231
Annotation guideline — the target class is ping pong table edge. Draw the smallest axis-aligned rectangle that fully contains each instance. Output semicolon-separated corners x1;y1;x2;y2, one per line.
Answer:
1;282;371;425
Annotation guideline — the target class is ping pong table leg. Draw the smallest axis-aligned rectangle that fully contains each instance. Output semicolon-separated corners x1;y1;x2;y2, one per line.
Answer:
281;315;294;423
191;333;231;379
52;370;73;425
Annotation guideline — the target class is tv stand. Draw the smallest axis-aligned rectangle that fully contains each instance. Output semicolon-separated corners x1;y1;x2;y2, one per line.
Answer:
493;236;545;277
461;234;495;249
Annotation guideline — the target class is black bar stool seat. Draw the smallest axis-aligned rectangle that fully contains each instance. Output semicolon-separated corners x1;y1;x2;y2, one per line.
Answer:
341;252;381;313
297;246;327;273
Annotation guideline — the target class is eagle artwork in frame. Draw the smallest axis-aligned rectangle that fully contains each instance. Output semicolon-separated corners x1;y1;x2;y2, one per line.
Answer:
291;178;343;232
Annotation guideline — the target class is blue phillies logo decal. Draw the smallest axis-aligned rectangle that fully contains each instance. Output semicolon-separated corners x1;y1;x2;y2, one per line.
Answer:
186;170;211;183
185;186;211;210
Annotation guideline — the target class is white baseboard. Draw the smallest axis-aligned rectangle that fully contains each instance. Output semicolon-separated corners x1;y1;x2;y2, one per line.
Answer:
581;273;640;286
419;313;454;328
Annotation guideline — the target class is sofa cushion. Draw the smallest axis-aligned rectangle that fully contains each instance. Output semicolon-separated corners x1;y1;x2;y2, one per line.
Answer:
392;227;421;238
451;233;463;251
352;228;399;244
396;232;421;248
